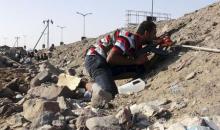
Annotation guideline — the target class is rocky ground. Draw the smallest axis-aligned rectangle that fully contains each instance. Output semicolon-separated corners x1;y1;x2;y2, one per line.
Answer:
0;2;220;130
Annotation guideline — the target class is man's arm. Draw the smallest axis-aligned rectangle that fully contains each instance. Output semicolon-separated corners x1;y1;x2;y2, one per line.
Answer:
107;47;148;66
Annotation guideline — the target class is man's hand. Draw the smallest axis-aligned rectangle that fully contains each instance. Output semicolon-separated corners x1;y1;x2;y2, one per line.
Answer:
159;36;173;47
135;53;149;65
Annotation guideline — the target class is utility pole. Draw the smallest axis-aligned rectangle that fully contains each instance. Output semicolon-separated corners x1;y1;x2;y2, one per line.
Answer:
151;0;154;17
43;19;53;49
76;12;92;39
57;25;66;44
22;35;27;47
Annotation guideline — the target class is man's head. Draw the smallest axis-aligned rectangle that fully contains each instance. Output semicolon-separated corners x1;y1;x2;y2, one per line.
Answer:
136;21;156;44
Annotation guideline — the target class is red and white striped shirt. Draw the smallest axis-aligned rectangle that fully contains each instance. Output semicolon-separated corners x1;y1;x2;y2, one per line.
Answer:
86;29;120;58
112;30;142;57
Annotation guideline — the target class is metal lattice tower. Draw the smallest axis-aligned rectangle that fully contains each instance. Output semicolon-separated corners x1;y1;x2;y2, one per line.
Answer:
126;10;171;27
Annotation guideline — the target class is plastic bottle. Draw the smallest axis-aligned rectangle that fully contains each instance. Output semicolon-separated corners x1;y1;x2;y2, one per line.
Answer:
118;78;146;95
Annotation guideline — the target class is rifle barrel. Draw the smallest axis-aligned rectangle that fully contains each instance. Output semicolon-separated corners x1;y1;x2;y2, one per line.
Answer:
175;45;220;53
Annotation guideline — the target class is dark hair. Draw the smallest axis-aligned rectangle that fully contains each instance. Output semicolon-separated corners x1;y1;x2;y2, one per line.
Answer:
136;21;156;35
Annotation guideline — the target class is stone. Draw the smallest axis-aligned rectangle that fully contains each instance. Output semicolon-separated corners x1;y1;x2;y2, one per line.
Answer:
27;84;75;100
200;107;209;115
57;73;81;91
30;70;52;87
65;68;76;76
51;75;58;83
212;116;220;129
75;115;89;129
64;115;76;122
115;107;132;125
6;113;28;128
147;122;164;130
91;83;113;108
170;100;187;111
16;96;28;106
187;126;211;130
75;109;97;129
185;72;196;80
57;96;70;110
0;98;12;107
36;124;53;130
16;94;23;99
31;111;57;128
202;117;220;130
0;87;15;98
169;82;184;94
0;125;10;130
38;61;62;75
86;115;121;130
52;119;66;127
18;84;29;93
3;78;19;91
130;103;159;117
180;117;205;128
0;103;22;117
167;123;186;130
23;98;60;122
68;124;76;130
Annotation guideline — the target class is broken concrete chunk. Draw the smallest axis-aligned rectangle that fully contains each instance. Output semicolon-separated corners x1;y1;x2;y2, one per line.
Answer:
27;84;74;100
23;98;60;122
202;117;220;130
86;115;121;130
0;103;22;117
212;116;220;129
38;61;62;75
180;116;205;128
0;87;15;98
75;108;97;129
167;123;186;130
6;113;28;128
187;126;211;130
3;78;19;91
30;70;52;87
57;96;70;110
31;111;56;128
57;73;81;91
0;98;12;107
130;103;158;117
115;106;132;125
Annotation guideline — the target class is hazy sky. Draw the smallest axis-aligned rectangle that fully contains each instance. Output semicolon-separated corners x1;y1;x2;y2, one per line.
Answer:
0;0;217;49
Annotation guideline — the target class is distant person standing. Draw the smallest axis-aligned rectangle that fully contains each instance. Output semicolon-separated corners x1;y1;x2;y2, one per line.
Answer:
49;44;55;52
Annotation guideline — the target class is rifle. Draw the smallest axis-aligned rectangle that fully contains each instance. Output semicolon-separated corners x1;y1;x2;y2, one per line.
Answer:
135;43;169;57
135;28;181;57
